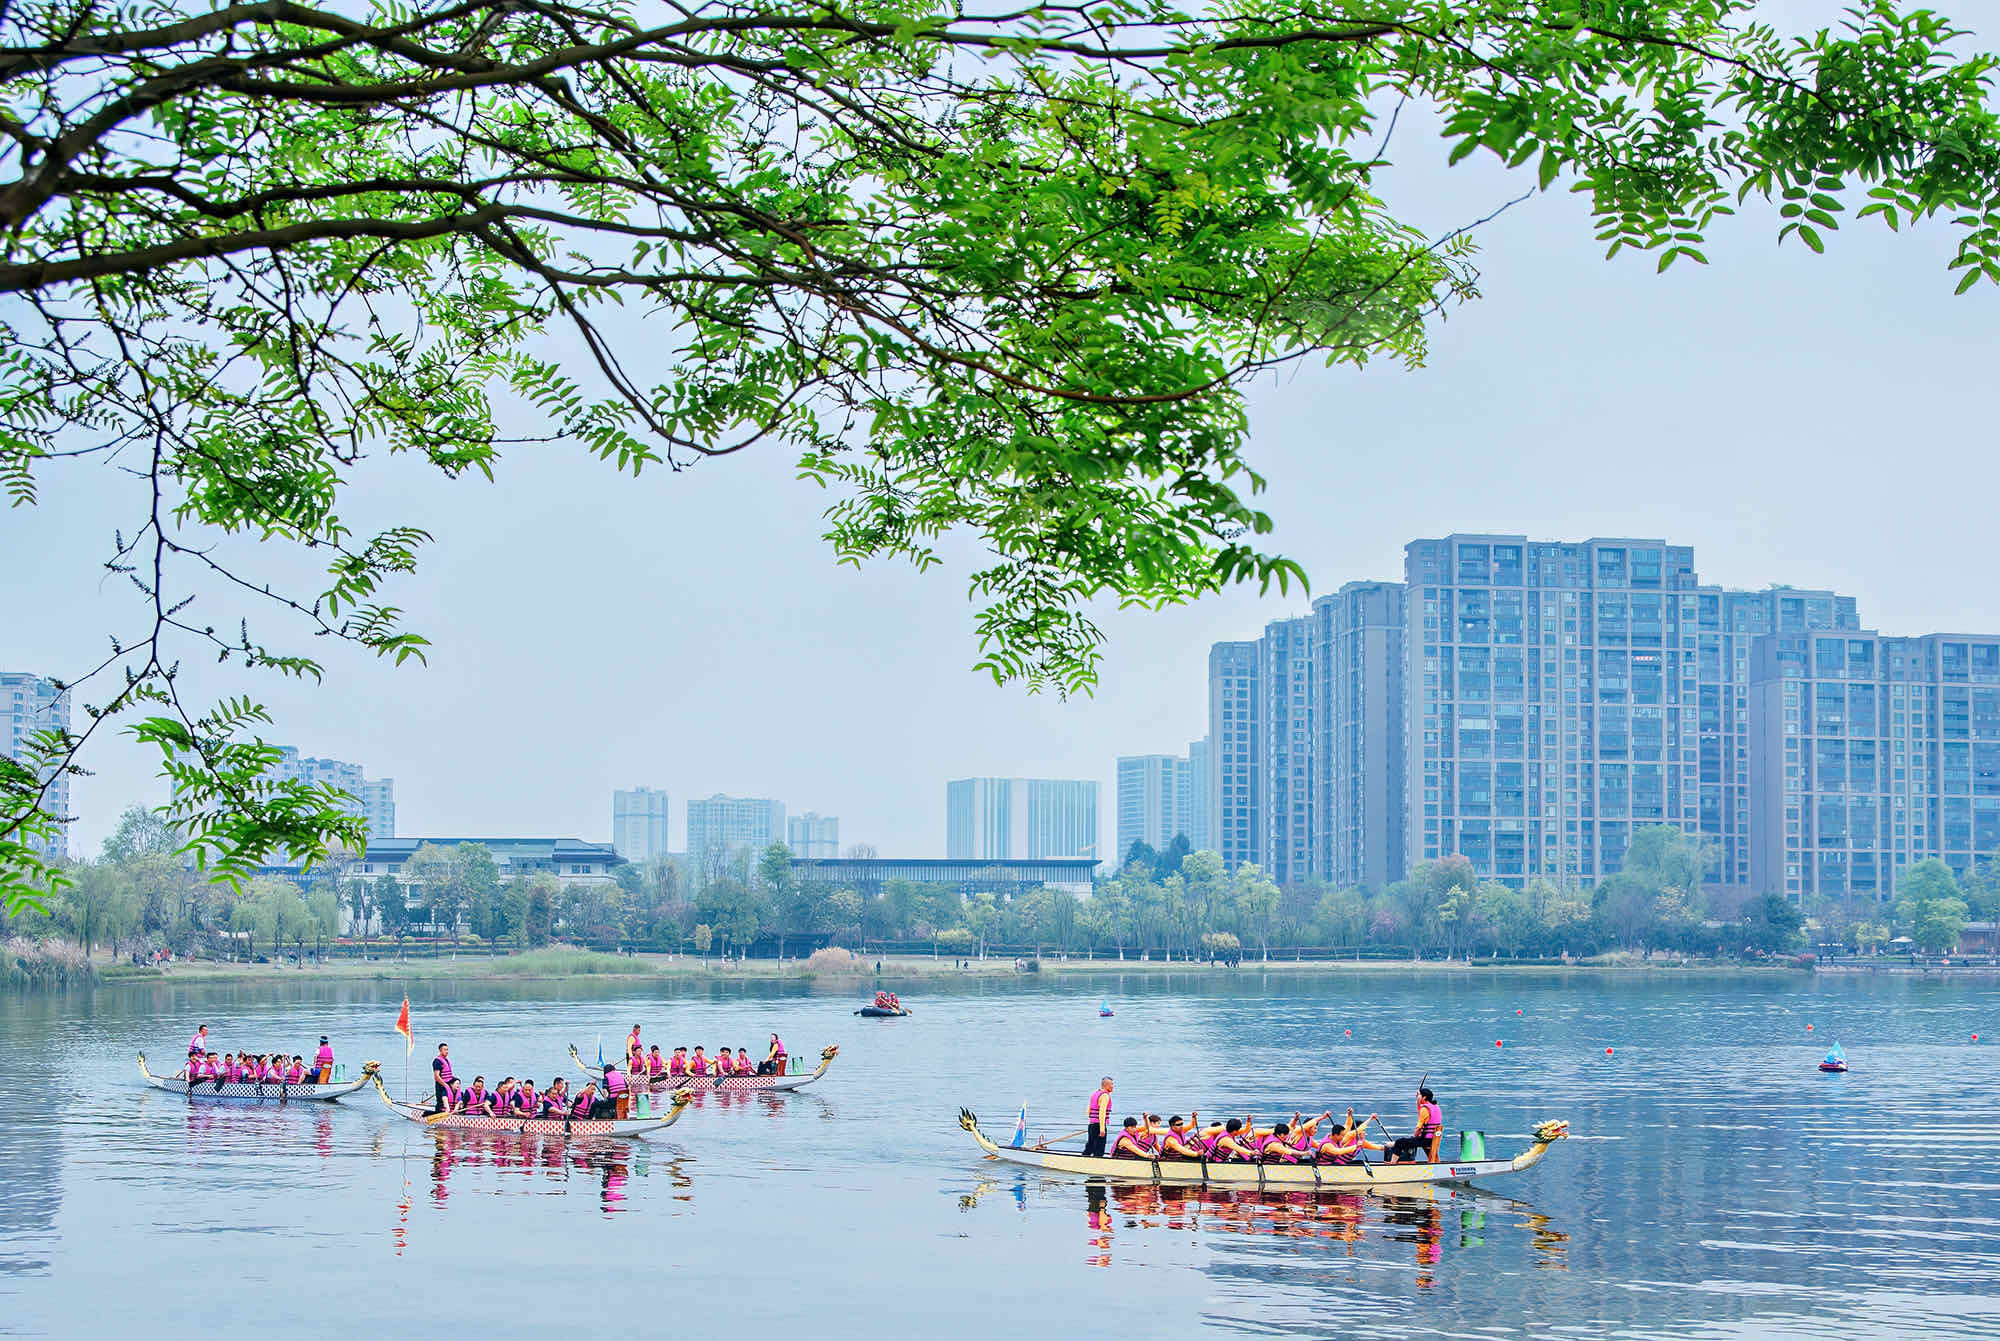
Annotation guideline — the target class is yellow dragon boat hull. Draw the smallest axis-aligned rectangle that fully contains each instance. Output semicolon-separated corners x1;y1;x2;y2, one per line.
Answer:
959;1109;1568;1191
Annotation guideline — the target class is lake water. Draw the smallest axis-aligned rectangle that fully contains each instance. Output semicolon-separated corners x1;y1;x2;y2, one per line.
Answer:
3;971;1997;1338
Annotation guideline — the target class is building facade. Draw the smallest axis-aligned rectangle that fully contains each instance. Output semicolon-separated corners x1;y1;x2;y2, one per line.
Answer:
346;836;621;885
1750;631;2000;900
1259;617;1314;885
359;778;396;841
946;778;1098;860
2;672;70;856
269;746;395;845
686;794;786;872
1115;754;1193;859
792;855;1098;897
1186;737;1212;854
1315;581;1408;890
787;812;840;858
612;786;670;861
1206;642;1262;869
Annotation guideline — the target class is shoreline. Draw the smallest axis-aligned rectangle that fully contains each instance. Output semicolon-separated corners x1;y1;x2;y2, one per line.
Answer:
64;949;1826;989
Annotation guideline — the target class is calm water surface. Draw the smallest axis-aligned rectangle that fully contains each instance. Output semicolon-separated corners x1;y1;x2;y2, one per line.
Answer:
3;971;1997;1338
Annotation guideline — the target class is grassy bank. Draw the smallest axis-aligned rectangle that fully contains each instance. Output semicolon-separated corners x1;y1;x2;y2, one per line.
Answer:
3;936;94;990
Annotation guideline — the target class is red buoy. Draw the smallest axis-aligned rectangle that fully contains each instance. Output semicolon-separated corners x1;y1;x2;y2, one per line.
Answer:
1605;1047;1615;1055
1807;1024;1814;1032
1495;1040;1503;1048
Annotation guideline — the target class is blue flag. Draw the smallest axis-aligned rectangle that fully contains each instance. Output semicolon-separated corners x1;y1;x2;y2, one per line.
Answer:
1011;1104;1028;1148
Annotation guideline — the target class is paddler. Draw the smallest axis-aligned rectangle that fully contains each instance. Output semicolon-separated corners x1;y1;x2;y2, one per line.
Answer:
668;1047;688;1077
601;1062;630;1117
734;1046;753;1075
1157;1116;1206;1160
571;1080;601;1118
645;1045;666;1080
430;1043;455;1113
314;1037;334;1083
712;1046;734;1077
764;1033;787;1076
1386;1087;1443;1164
1084;1077;1115;1157
461;1076;494;1116
1315;1110;1381;1165
188;1025;210;1060
688;1046;708;1077
626;1024;644;1070
1209;1118;1258;1162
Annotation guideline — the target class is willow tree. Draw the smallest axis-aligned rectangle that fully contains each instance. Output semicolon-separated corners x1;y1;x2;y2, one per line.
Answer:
5;0;1999;909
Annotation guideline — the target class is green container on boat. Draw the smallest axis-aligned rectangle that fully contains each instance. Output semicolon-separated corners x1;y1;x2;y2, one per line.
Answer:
636;1094;651;1117
333;1064;345;1082
1459;1130;1486;1161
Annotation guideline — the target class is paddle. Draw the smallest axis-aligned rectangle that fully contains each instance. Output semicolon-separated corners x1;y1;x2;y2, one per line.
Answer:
1031;1128;1086;1151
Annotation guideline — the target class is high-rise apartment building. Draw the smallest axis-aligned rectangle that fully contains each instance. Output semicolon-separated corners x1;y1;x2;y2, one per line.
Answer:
1750;630;2000;900
1261;617;1314;886
1402;536;1864;888
1195;533;1895;900
360;778;397;841
2;672;70;857
1186;737;1212;853
270;746;395;843
1207;642;1262;869
787;812;840;858
686;794;785;872
1406;537;1708;884
1116;754;1192;858
1691;587;1859;885
613;786;670;861
946;778;1098;860
1315;581;1408;890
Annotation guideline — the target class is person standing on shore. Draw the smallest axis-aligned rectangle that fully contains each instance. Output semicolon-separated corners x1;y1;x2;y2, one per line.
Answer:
1084;1077;1115;1157
431;1043;455;1113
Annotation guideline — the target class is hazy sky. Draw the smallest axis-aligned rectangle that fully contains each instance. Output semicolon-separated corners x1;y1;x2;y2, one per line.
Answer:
8;7;1998;859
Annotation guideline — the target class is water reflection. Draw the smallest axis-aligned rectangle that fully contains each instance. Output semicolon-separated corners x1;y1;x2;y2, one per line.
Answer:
1056;1179;1570;1282
417;1128;688;1221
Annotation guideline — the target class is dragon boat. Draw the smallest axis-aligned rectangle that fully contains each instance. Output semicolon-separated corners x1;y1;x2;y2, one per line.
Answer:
139;1054;380;1102
370;1073;693;1138
568;1043;840;1094
856;1005;909;1017
959;1110;1570;1191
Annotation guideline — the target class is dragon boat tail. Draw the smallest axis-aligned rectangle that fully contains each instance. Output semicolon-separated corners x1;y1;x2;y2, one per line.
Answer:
958;1109;1569;1191
370;1073;692;1139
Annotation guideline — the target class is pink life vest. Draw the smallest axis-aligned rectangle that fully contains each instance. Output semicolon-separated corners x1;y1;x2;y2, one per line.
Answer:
1087;1089;1114;1126
1113;1130;1155;1158
689;1053;708;1076
315;1044;334;1067
1417;1101;1442;1140
571;1092;595;1117
736;1053;752;1073
648;1053;665;1077
189;1032;206;1057
226;1059;244;1082
286;1063;305;1084
604;1069;628;1096
668;1054;686;1076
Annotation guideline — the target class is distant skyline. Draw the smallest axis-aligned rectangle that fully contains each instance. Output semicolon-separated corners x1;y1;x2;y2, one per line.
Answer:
10;90;1997;862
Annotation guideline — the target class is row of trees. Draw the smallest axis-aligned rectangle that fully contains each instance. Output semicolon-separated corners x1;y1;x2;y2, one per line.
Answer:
5;813;1994;964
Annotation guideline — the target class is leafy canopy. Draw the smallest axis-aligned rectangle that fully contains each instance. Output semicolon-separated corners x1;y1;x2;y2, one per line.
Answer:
5;0;2000;910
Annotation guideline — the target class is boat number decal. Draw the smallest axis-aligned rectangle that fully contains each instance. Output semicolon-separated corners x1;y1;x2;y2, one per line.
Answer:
1450;1167;1474;1176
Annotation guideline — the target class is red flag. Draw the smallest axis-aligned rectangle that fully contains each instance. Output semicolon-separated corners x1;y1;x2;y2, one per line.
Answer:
394;997;412;1054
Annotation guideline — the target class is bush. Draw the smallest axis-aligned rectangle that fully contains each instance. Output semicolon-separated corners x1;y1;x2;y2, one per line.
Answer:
804;947;865;976
489;947;646;976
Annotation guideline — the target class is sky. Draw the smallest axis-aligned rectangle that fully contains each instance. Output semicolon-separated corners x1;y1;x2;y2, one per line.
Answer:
7;5;1999;860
